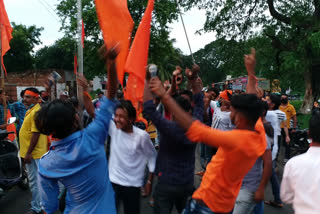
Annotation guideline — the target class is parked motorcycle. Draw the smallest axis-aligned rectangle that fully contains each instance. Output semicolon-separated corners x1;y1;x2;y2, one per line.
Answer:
290;129;310;158
0;117;28;198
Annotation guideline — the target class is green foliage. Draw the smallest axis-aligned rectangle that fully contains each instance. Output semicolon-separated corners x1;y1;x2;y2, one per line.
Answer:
35;37;76;70
4;23;43;72
297;114;311;129
55;0;182;79
182;0;320;110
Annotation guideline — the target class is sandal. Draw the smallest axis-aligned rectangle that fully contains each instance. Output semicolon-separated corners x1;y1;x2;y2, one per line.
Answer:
195;171;205;176
264;200;283;208
149;197;155;207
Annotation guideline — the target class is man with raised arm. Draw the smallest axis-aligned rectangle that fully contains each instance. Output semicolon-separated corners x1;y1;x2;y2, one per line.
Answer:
36;45;119;214
149;49;266;214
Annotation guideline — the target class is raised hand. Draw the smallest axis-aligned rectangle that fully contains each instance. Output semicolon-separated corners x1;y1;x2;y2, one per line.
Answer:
149;78;167;98
77;73;89;92
185;64;200;80
244;48;256;77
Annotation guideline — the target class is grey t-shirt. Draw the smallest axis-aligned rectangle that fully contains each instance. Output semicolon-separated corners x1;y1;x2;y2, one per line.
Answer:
241;122;273;192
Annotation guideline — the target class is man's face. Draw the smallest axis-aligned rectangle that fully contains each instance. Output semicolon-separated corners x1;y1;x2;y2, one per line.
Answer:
24;94;37;106
41;92;49;101
114;108;132;131
207;91;216;100
266;96;273;109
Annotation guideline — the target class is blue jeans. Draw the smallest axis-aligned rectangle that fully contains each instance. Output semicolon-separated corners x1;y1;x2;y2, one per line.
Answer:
233;189;256;214
270;161;282;204
26;159;41;213
253;201;264;214
182;199;232;214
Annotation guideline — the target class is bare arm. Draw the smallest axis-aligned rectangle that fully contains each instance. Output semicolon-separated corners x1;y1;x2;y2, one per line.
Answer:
254;149;272;202
150;78;193;131
245;48;257;95
24;132;40;163
292;115;297;130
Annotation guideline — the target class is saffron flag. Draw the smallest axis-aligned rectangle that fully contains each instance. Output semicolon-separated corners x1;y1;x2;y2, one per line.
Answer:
74;53;78;75
124;0;154;110
0;0;13;75
95;0;134;85
81;19;85;47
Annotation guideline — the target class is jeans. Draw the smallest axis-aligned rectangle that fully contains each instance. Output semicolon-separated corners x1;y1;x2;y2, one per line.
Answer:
200;144;216;170
270;161;282;204
182;199;232;214
233;189;256;214
26;158;41;213
281;129;291;159
112;183;140;214
253;201;264;214
154;182;193;214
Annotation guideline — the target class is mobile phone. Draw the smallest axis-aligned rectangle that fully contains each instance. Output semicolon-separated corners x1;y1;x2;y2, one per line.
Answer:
149;64;157;78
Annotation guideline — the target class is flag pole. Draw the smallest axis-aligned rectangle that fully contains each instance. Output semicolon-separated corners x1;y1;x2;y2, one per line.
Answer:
0;24;7;125
77;0;83;128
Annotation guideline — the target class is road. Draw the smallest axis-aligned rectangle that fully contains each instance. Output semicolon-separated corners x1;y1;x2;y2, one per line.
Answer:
0;145;293;214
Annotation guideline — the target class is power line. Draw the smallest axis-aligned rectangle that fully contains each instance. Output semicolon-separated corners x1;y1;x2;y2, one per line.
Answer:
35;0;60;23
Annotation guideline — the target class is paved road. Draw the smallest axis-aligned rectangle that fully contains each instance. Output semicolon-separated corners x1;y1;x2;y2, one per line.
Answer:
0;145;293;214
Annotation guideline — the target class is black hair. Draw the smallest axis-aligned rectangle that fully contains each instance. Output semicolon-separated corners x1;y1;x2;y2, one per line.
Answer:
70;96;79;109
207;87;220;96
175;96;192;113
40;90;46;94
98;91;104;95
116;100;136;121
180;90;193;102
270;94;281;110
25;87;40;95
35;99;76;139
309;112;320;142
262;101;269;117
20;89;26;98
231;94;264;126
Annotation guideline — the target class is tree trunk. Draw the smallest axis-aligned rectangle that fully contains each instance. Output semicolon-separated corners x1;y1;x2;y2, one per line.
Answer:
299;68;314;114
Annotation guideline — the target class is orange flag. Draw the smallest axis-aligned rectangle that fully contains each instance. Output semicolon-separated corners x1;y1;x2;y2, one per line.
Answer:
0;0;13;75
95;0;134;85
124;0;154;109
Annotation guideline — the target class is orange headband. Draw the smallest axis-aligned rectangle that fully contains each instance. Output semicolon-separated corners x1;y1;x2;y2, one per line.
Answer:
25;90;39;98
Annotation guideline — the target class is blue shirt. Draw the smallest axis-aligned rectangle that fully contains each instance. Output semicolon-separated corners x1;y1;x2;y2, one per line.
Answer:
0;103;16;125
38;98;116;214
143;93;204;185
12;101;28;133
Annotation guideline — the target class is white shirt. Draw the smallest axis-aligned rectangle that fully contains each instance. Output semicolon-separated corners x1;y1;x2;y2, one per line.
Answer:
281;146;320;214
266;111;279;160
273;109;287;135
108;121;157;187
210;100;232;131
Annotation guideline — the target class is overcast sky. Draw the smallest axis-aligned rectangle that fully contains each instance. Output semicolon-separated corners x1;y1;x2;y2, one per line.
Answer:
4;0;216;55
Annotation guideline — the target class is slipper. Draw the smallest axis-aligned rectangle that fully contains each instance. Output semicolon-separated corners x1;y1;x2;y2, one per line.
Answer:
264;200;283;208
141;187;147;197
149;198;155;207
195;171;205;176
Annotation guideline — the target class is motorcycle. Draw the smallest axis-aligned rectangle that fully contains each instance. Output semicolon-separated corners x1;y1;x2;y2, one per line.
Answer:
290;129;310;158
0;117;28;198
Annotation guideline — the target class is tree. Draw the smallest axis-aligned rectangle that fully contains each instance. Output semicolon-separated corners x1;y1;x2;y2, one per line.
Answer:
35;37;76;70
55;0;183;80
183;0;320;113
3;23;43;72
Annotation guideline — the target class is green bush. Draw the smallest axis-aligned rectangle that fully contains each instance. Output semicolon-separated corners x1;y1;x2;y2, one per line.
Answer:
290;100;303;111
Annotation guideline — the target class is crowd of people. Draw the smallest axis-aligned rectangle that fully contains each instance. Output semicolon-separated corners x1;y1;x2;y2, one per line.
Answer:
2;45;319;214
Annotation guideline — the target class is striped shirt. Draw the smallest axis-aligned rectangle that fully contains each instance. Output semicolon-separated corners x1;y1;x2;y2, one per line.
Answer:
274;109;287;135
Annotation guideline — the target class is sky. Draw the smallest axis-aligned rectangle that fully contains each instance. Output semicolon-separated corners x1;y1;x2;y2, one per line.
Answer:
4;0;216;55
